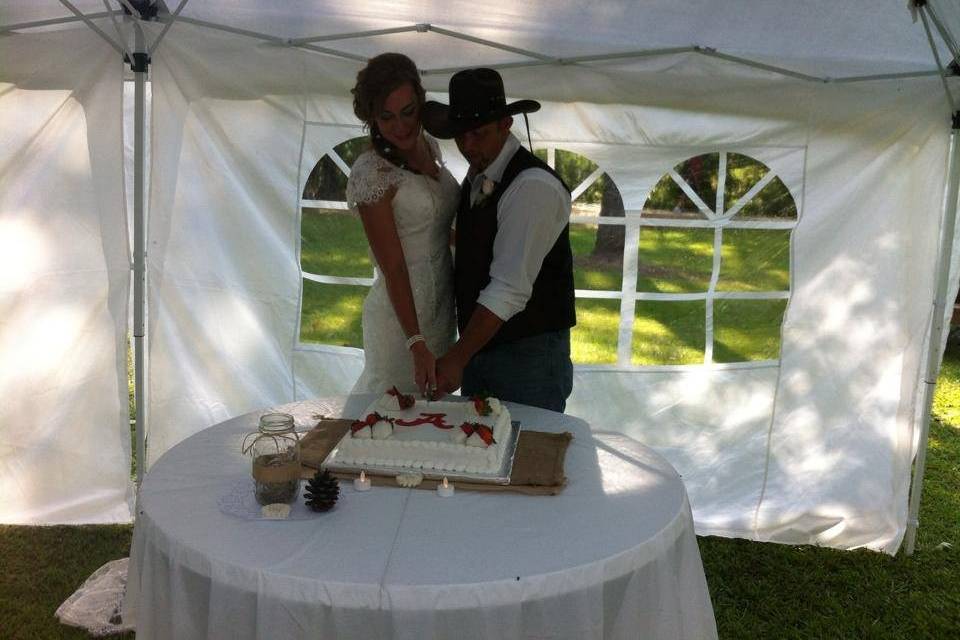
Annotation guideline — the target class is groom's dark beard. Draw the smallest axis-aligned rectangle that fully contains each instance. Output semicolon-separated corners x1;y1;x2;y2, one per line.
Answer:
465;156;492;176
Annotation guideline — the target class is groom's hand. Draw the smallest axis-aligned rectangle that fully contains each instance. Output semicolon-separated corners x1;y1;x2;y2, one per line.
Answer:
434;353;465;398
435;305;504;399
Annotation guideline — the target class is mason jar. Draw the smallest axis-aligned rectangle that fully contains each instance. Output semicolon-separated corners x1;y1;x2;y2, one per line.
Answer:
242;412;301;506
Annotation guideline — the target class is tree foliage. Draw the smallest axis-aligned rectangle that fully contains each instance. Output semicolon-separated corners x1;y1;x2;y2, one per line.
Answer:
302;136;369;201
645;152;796;219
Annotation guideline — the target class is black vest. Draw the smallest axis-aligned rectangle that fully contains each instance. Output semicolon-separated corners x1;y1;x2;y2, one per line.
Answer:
454;145;577;350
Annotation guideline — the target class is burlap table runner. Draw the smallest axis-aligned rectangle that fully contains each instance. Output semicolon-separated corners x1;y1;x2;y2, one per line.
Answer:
299;419;571;495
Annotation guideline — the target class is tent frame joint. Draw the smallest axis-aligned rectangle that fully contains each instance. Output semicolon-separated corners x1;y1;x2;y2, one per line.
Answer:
129;50;150;72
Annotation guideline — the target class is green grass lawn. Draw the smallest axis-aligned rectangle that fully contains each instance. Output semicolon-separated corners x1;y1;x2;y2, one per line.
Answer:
301;217;793;365
4;342;960;638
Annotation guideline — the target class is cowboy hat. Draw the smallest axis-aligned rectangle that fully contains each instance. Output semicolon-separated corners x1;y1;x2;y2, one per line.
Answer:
422;68;540;139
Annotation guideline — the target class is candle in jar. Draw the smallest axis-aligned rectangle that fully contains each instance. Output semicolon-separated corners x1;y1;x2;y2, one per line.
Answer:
437;476;455;497
354;470;372;492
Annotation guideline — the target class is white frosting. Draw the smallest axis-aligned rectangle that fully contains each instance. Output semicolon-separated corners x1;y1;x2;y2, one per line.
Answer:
465;432;486;448
353;425;372;439
377;393;403;412
334;398;512;474
371;419;393;440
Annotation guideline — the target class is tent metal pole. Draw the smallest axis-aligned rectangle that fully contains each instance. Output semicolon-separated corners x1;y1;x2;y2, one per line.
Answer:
421;46;698;76
287;24;424;46
427;25;557;62
0;10;118;34
925;3;960;66
824;70;943;84
147;0;190;56
919;6;957;112
116;0;141;19
102;0;132;60
132;22;148;486
57;0;126;56
694;48;824;82
165;16;367;62
904;114;960;555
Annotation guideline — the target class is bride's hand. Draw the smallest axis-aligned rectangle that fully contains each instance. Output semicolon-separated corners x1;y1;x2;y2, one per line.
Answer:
410;341;438;398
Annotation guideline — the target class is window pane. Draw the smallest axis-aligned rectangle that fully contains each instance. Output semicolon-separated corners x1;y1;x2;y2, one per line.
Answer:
735;176;798;220
713;299;787;362
333;136;368;168
303;155;347;201
717;229;790;292
674;152;719;215
724;152;769;208
301;207;371;278
533;148;598;201
643;171;707;221
637;227;715;293
571;222;623;291
571;299;620;364
633;300;705;365
299;280;366;347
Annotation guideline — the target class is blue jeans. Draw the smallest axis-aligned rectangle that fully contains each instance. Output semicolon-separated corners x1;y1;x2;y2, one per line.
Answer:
461;329;573;413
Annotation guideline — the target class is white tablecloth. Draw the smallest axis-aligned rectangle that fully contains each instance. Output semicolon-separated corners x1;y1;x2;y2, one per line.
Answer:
124;396;717;640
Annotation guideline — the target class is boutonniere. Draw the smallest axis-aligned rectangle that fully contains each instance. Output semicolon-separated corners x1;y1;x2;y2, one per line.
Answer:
474;177;497;207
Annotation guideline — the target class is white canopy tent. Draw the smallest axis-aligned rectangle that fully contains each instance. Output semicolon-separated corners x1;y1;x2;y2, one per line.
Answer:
2;0;959;555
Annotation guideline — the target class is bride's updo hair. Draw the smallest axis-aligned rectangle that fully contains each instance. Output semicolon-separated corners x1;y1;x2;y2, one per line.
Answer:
352;53;426;125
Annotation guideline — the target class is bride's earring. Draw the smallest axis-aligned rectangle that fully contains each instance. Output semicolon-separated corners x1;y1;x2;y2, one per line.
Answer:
372;126;391;154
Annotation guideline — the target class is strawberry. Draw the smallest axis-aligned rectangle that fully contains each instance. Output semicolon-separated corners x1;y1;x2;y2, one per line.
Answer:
474;424;496;446
388;385;415;410
471;396;492;416
351;412;386;433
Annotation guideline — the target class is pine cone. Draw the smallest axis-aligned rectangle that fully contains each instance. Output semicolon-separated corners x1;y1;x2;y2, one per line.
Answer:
304;469;340;512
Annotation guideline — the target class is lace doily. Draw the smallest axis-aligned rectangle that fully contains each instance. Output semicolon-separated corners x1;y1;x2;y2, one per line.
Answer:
218;479;330;521
55;558;133;637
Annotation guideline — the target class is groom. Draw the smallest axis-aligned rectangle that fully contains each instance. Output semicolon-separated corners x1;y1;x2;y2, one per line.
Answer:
424;68;576;412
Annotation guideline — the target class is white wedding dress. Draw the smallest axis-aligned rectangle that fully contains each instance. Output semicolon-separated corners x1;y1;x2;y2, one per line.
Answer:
346;139;460;394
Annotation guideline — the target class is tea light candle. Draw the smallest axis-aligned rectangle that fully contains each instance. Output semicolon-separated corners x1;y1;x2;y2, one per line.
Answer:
437;476;455;497
354;470;371;492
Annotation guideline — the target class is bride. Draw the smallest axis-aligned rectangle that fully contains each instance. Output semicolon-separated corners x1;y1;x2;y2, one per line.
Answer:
346;53;459;396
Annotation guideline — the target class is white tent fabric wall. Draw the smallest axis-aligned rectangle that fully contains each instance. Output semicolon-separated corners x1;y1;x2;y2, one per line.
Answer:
137;19;953;552
144;25;361;466
0;27;133;524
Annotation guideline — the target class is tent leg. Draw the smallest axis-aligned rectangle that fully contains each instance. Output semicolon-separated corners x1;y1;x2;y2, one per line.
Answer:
132;23;148;486
904;114;960;555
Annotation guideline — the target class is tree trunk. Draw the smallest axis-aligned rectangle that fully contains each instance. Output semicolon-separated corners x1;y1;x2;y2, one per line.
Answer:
304;155;347;201
592;176;625;258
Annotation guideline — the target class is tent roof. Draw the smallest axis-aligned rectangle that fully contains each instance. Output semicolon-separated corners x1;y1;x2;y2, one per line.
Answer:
2;1;954;81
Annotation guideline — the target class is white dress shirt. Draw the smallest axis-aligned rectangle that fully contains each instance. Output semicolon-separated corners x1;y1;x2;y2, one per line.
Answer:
467;134;572;322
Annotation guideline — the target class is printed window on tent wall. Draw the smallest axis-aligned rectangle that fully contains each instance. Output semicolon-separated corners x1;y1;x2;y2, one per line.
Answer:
299;135;371;348
637;152;796;365
534;147;626;365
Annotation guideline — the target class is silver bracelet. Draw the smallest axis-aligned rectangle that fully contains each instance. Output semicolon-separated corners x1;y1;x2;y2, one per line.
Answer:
405;334;425;350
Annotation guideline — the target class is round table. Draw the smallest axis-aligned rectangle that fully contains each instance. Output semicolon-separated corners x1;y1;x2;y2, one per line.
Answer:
123;396;717;640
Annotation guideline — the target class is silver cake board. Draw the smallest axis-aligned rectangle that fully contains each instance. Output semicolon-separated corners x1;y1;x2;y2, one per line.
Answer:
322;421;521;485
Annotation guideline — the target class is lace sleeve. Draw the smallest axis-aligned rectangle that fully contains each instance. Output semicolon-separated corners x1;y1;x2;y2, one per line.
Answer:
346;151;407;209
